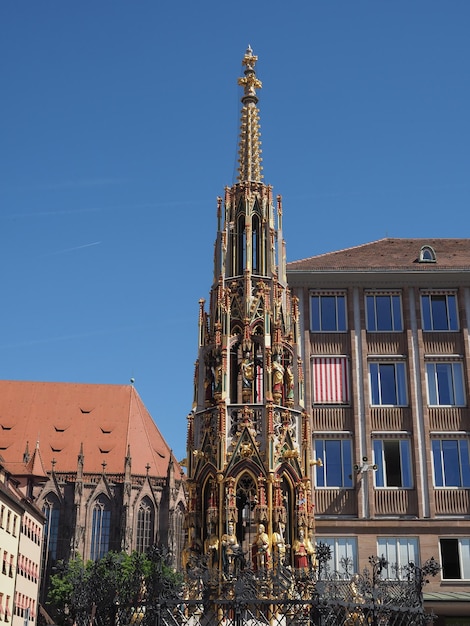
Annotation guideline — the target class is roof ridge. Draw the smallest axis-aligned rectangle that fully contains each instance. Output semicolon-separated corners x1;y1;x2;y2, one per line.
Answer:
287;237;391;265
128;386;171;469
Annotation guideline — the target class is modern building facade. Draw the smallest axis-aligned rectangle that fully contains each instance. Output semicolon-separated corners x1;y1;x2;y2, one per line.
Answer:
287;238;470;621
0;380;186;603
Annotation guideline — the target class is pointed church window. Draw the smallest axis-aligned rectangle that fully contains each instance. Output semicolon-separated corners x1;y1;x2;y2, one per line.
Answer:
136;497;155;553
90;495;111;561
43;495;60;561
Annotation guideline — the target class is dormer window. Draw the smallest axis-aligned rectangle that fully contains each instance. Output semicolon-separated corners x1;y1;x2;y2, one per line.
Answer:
419;245;436;263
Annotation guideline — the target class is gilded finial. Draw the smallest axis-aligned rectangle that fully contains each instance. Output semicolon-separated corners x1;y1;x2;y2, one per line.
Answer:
237;46;263;183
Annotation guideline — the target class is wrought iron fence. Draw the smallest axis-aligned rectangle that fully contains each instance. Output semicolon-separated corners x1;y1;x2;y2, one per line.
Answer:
58;549;439;626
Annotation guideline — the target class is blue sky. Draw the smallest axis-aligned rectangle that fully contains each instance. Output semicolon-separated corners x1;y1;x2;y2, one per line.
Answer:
1;2;469;463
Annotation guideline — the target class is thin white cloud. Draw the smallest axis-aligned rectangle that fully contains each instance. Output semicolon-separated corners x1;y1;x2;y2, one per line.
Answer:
39;241;102;258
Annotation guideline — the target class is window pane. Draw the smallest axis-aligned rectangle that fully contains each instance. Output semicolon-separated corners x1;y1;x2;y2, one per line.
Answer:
442;440;460;487
376;296;393;331
374;440;384;487
426;364;438;405
370;363;380;405
392;296;403;331
427;362;464;406
396;363;407;405
422;295;431;330
447;295;458;330
441;538;461;579
432;440;444;487
436;363;453;405
460;441;470;488
377;538;418;579
311;295;346;331
321;296;338;331
325;440;342;486
316;537;357;577
400;440;412;488
315;439;352;488
311;296;320;331
380;364;397;405
432;296;449;330
337;296;346;331
384;440;401;487
453;363;465;405
366;296;377;331
315;440;326;487
461;539;470;579
343;440;353;488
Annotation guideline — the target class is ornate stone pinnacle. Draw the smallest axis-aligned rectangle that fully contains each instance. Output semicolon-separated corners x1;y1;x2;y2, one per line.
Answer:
237;46;263;183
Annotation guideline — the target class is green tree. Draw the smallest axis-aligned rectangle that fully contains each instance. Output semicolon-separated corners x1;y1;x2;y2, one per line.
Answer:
47;549;183;625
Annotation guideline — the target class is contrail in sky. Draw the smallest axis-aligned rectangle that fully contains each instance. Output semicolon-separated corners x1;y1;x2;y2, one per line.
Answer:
40;241;102;257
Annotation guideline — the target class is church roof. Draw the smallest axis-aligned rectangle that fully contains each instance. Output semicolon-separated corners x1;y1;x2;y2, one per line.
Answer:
0;380;178;477
287;238;470;272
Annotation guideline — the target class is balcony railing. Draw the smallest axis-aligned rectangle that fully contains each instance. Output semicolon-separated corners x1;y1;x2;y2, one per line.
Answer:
314;488;357;516
374;489;418;516
428;406;470;431
422;331;463;355
309;333;350;355
366;332;408;356
434;488;470;515
370;407;412;431
312;407;353;431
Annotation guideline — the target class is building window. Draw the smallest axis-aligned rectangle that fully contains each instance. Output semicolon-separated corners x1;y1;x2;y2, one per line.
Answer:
440;538;470;580
426;362;465;406
419;245;436;263
366;293;403;332
373;439;412;488
43;496;60;561
311;294;347;332
377;537;419;579
136;497;155;553
314;439;353;488
316;537;357;578
174;503;185;570
432;439;470;488
312;357;349;404
369;362;407;406
422;293;458;331
90;495;111;561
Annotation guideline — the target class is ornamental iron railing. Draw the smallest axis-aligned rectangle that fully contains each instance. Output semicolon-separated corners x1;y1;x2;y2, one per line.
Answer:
56;548;440;626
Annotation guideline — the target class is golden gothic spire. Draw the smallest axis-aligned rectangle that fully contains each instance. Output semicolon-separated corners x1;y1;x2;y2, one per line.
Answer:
237;45;263;183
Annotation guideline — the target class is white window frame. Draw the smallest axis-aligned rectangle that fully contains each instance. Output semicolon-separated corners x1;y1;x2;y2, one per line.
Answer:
421;292;459;331
426;361;465;407
366;292;403;332
315;536;357;578
314;439;353;488
431;439;470;488
440;538;470;580
369;361;407;406
373;439;413;488
377;537;419;579
310;292;347;332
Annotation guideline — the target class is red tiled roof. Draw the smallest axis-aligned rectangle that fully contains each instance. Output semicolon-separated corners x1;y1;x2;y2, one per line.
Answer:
287;238;470;271
0;381;176;477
